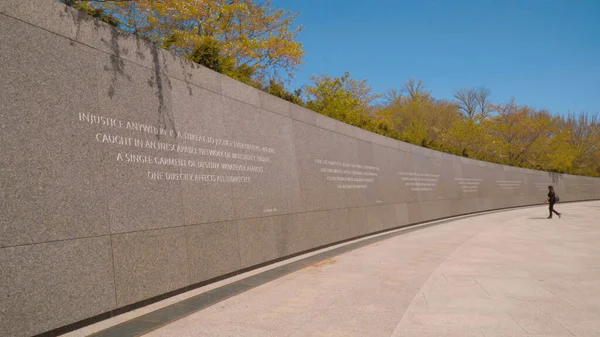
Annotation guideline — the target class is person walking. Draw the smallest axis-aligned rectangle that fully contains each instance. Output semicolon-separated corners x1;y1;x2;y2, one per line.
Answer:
544;185;561;219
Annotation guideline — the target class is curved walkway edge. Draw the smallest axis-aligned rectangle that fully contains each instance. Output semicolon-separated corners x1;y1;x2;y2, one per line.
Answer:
65;201;600;337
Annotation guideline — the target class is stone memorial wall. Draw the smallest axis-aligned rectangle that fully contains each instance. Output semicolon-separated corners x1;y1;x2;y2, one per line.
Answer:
1;1;600;336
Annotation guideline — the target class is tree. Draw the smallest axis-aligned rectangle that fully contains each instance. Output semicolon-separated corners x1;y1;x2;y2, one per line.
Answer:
537;120;578;173
454;86;492;120
304;72;394;134
61;0;120;27
186;37;233;73
446;118;488;158
475;86;493;119
305;72;380;120
401;77;430;103
379;79;461;151
488;98;553;166
265;79;303;105
96;0;304;83
561;112;600;175
454;88;478;119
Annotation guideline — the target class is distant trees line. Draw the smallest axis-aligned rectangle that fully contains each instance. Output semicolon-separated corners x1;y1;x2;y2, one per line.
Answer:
63;0;600;177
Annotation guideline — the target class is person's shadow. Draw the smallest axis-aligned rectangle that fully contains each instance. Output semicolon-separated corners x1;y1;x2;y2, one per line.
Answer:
528;217;549;220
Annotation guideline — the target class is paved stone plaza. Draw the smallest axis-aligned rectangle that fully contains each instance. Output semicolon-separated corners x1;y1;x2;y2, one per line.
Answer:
65;201;600;337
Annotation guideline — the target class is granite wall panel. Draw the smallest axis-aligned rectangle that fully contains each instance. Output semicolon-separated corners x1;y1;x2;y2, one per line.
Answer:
347;206;370;238
370;146;400;205
162;53;224;95
225;98;303;218
0;15;109;247
94;51;185;234
2;2;600;335
445;161;466;201
112;228;189;307
393;203;411;228
1;0;80;41
170;79;237;225
292;120;356;211
389;150;420;204
0;237;115;337
417;200;454;222
258;90;291;117
276;213;311;256
339;140;381;208
289;104;318;125
295;209;350;250
237;216;286;269
449;197;477;216
221;75;260;107
186;221;241;284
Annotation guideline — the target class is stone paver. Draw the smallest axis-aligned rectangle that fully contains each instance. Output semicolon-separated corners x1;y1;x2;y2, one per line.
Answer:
144;202;600;337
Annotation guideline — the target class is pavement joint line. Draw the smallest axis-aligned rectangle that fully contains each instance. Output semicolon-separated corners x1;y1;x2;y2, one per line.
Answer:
82;203;564;337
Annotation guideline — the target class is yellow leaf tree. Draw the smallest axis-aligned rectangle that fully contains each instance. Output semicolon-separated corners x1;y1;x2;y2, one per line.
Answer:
560;112;600;176
488;99;553;167
304;72;395;135
96;0;304;83
305;72;380;120
380;79;460;150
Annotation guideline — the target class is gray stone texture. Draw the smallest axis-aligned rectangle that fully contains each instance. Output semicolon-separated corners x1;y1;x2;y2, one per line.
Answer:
292;120;356;211
170;79;236;225
0;14;109;247
220;75;260;107
224;97;303;218
0;237;115;337
94;51;186;234
237;216;286;269
112;228;189;307
258;89;291;117
186;221;241;284
1;2;600;335
162;53;223;94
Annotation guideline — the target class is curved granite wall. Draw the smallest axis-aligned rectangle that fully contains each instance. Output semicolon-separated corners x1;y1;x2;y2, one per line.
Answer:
1;1;600;336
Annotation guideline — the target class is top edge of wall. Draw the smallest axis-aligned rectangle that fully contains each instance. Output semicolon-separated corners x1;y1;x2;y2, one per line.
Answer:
0;0;592;181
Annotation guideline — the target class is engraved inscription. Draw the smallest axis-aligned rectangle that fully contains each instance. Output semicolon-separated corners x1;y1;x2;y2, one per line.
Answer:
313;158;379;189
455;178;482;193
398;172;440;191
496;180;522;190
77;112;275;183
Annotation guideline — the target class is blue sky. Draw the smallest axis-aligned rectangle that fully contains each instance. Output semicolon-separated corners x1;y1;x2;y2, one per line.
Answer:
272;0;600;115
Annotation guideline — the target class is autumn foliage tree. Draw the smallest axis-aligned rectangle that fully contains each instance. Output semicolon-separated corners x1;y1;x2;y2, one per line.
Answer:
304;72;392;134
487;99;554;166
379;79;458;149
88;0;304;84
